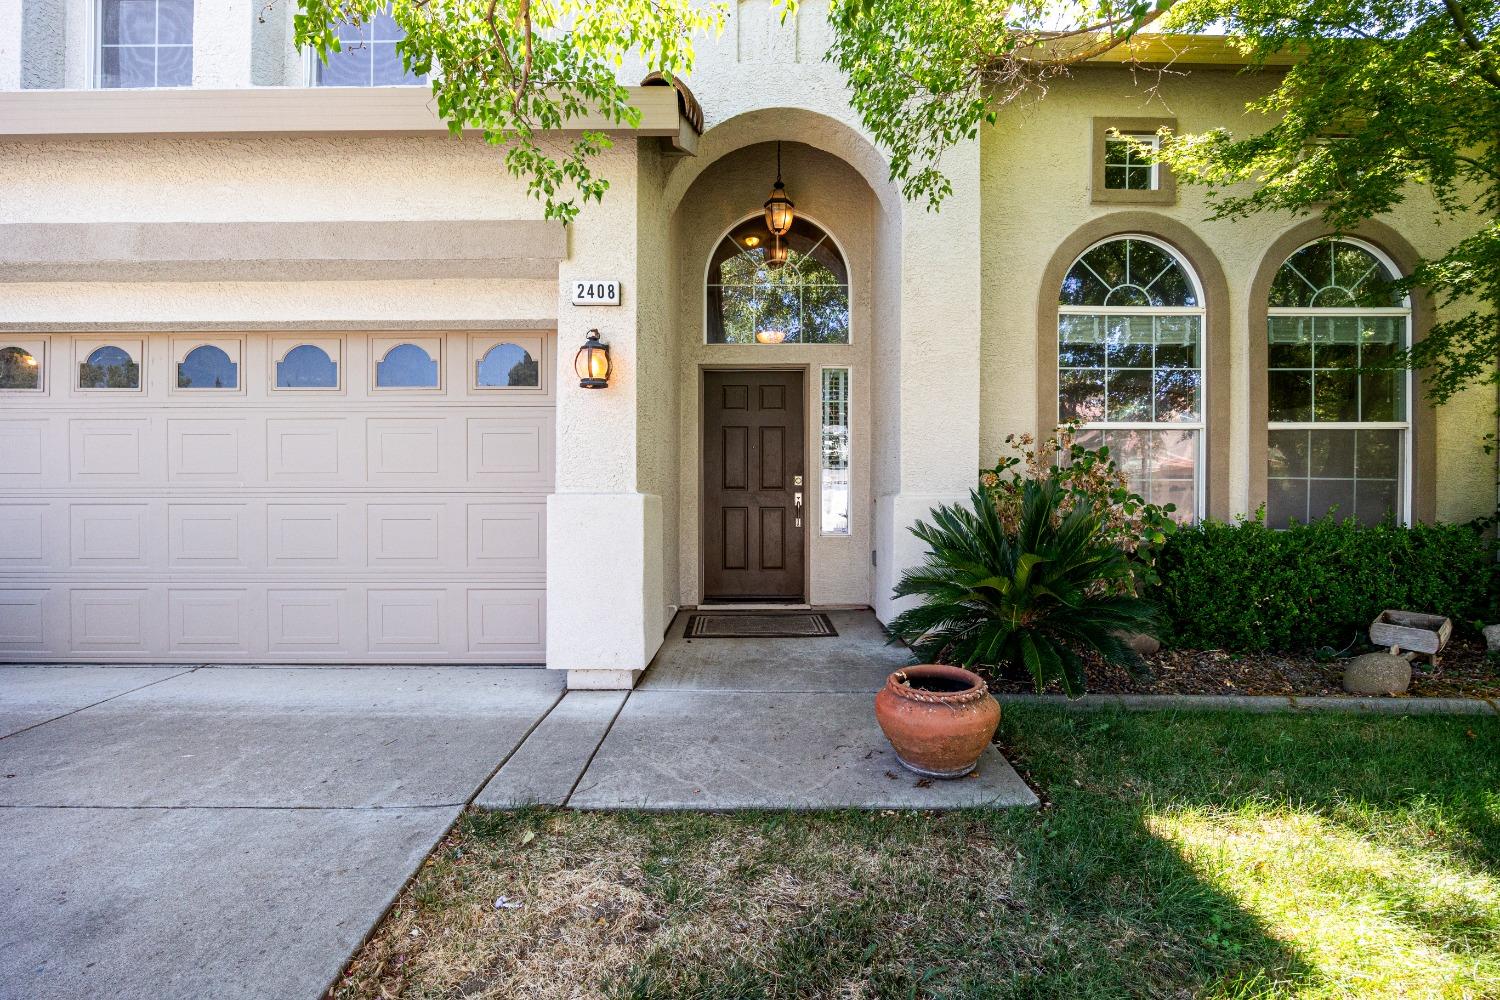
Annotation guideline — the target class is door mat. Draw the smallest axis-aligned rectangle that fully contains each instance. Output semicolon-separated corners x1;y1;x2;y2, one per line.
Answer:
684;612;839;639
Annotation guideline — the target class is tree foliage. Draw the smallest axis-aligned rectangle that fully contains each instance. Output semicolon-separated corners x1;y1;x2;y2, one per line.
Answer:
825;0;1498;404
1155;0;1500;404
294;0;727;223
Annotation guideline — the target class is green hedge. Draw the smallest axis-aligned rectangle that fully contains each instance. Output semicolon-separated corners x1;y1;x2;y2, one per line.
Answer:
1154;517;1499;652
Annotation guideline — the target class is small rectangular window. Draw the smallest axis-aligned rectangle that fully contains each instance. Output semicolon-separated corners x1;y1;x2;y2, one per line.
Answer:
820;367;851;535
313;9;427;87
473;335;544;390
98;0;194;88
371;336;443;391
1103;133;1159;191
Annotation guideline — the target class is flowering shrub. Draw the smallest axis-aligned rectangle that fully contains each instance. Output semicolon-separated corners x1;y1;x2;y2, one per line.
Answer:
979;425;1177;592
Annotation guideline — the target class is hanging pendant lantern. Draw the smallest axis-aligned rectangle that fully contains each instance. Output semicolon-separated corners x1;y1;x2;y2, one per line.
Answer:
763;142;795;237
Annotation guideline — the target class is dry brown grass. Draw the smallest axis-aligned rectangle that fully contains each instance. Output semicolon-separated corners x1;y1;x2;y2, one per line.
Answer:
330;809;1020;1000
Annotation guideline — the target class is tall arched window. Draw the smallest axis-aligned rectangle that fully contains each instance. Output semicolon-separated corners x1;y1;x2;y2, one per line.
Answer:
1058;236;1205;519
707;216;849;344
1266;238;1410;525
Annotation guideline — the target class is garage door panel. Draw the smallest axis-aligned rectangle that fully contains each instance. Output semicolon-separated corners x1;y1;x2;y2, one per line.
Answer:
266;502;355;568
467;411;555;491
69;588;160;652
367;503;446;567
70;418;159;482
168;503;251;568
266;417;359;483
2;331;553;665
169;418;256;483
467;590;545;655
69;503;152;569
0;504;50;566
0;420;51;484
169;588;251;653
467;503;546;575
267;588;352;655
0;589;49;651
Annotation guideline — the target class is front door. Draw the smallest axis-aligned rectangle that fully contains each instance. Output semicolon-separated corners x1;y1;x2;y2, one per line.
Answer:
702;370;806;601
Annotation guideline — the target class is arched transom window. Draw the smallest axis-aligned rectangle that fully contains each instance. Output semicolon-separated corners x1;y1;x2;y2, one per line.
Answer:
707;216;849;344
1266;238;1410;525
1058;236;1205;519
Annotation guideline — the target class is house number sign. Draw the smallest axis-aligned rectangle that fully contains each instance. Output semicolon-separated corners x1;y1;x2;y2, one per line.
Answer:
571;280;622;306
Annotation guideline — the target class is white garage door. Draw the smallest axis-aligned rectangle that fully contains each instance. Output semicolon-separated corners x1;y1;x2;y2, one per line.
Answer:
0;331;554;664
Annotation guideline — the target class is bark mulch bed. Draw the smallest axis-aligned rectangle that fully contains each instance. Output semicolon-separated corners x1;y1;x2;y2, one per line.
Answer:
983;636;1500;701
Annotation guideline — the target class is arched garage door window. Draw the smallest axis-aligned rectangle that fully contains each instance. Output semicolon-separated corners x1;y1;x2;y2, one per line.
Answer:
1057;235;1205;519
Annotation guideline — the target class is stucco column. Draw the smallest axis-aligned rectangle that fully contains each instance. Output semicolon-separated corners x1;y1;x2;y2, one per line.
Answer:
872;136;983;623
546;143;669;689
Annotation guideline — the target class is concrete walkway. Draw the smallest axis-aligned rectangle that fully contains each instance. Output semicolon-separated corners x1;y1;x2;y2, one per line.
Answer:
1;610;1037;999
0;665;563;1000
476;610;1040;811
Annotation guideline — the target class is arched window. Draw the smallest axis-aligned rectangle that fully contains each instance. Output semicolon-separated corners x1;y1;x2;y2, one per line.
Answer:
276;344;338;389
375;343;439;388
1057;236;1205;519
79;345;140;389
177;345;238;389
0;345;41;390
707;216;849;344
476;343;539;388
1266;238;1410;525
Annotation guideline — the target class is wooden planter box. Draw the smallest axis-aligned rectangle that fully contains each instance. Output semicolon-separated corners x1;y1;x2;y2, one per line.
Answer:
1369;610;1452;665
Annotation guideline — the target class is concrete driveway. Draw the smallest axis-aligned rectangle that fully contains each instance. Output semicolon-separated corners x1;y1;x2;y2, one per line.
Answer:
0;665;562;1000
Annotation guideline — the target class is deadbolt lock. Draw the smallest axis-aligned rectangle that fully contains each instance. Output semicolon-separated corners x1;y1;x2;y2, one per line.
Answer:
794;475;803;486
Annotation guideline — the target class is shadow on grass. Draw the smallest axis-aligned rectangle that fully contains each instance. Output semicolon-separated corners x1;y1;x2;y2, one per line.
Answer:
610;709;1499;999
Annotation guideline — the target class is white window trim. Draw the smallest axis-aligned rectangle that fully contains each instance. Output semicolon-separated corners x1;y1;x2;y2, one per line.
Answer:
818;365;853;538
471;333;546;393
1057;234;1208;520
74;337;145;393
171;337;244;395
1266;236;1414;524
270;336;344;393
92;0;194;89
0;338;49;394
702;211;855;347
302;24;432;87
1104;132;1161;191
370;335;444;392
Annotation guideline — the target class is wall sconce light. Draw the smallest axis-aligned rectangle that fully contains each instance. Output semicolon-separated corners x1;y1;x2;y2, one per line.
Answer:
573;329;611;389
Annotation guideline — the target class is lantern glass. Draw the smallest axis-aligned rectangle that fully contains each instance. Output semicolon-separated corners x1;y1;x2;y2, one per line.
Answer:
764;184;794;236
765;235;789;268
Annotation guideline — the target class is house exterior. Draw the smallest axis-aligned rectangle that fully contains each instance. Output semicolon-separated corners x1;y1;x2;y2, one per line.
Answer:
0;2;1492;688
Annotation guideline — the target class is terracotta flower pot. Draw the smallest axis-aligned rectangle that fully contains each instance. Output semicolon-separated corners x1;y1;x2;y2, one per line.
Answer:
874;665;1001;779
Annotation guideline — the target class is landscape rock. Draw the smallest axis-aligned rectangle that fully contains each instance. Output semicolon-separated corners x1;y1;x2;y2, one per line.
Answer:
1120;632;1161;657
1484;624;1500;654
1342;652;1412;696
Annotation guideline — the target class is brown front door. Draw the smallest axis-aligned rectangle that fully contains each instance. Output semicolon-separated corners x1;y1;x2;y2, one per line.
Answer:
702;370;806;601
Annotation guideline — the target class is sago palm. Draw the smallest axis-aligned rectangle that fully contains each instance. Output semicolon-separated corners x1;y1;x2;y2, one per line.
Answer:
888;478;1159;697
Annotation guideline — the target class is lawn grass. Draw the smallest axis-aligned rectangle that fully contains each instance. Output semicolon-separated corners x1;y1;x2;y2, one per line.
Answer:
333;708;1500;999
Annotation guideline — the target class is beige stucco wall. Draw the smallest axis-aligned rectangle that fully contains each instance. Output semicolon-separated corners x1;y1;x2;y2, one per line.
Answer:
980;65;1496;524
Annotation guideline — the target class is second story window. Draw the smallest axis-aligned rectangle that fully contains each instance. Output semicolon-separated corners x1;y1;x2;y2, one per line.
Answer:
1103;133;1160;191
98;0;193;88
314;11;427;86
